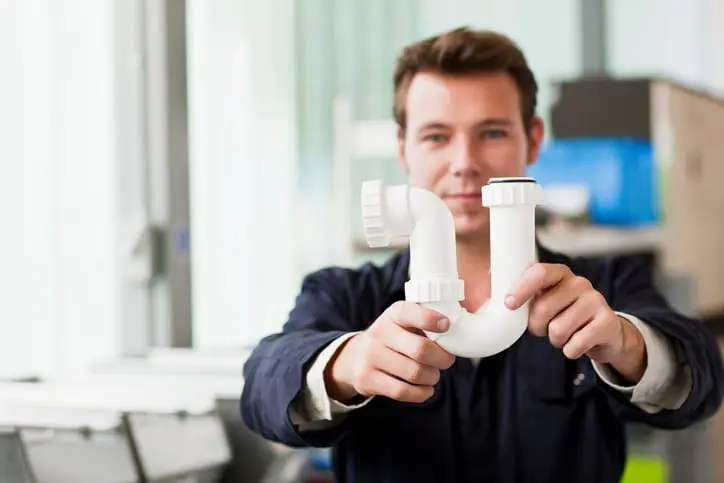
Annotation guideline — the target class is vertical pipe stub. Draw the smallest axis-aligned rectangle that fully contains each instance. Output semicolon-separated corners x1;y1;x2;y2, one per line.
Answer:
482;176;542;352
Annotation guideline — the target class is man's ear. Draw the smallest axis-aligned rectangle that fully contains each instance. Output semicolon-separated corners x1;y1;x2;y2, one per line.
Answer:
397;126;408;174
526;116;545;167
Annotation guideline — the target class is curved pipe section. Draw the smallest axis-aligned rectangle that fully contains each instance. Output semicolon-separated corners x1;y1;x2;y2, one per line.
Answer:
361;178;540;358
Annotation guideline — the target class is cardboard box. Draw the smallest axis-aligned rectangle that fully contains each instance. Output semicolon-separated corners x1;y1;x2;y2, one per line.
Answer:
550;77;724;316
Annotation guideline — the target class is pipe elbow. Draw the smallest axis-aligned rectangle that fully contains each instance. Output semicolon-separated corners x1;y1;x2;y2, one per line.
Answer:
374;184;455;244
407;187;457;280
423;303;529;359
407;187;454;229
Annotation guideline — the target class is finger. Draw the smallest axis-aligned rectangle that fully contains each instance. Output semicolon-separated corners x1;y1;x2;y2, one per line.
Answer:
385;301;450;333
384;322;456;369
528;277;595;338
562;313;609;359
359;369;435;403
546;292;601;348
372;345;440;386
506;263;571;309
527;284;576;337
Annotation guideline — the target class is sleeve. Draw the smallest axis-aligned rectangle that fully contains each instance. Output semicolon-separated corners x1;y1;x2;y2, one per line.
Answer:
288;331;374;432
592;255;724;429
592;312;691;413
239;267;382;448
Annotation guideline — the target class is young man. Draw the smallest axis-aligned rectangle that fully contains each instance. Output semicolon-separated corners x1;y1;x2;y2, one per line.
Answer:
241;27;724;482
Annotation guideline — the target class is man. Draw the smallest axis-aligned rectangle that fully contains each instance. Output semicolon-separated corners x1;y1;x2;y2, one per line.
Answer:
241;27;724;482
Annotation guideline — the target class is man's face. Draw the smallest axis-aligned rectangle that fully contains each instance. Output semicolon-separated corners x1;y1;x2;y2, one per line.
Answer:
398;71;544;240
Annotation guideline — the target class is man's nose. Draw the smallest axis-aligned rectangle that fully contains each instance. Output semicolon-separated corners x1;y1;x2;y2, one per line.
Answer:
449;139;479;176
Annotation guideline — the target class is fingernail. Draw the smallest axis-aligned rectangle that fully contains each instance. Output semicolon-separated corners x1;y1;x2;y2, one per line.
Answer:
505;296;517;309
437;318;450;331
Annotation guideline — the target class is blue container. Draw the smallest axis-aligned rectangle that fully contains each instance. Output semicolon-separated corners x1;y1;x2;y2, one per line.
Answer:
526;138;660;226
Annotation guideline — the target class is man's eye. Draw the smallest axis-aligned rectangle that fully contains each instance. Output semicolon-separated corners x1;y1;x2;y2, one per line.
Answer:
423;134;446;143
483;129;507;139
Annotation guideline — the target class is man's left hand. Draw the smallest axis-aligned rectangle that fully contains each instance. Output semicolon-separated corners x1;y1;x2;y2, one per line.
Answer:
505;263;647;384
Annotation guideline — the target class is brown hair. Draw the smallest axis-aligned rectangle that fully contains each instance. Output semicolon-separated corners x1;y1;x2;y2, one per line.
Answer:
393;26;538;132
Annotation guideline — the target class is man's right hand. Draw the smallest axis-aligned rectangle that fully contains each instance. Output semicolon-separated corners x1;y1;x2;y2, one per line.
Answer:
324;301;455;404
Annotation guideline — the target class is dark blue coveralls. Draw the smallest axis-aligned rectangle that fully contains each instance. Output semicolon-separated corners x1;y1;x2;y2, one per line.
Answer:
241;243;724;483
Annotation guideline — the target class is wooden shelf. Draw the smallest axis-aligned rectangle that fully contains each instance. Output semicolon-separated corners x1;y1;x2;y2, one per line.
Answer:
536;225;663;257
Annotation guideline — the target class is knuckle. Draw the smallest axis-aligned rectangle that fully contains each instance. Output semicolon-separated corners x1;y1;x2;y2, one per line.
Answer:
562;343;578;359
591;315;610;332
410;387;431;404
573;276;592;292
433;351;454;370
389;300;404;311
429;368;441;385
385;301;404;319
547;322;566;347
591;290;607;306
529;319;547;337
364;340;381;361
530;301;545;319
409;338;429;361
368;319;386;335
358;337;377;359
441;353;455;369
357;364;375;387
582;291;604;313
556;263;573;276
407;364;424;383
421;387;436;402
548;320;565;338
529;263;548;282
355;369;374;391
389;383;408;401
531;300;554;323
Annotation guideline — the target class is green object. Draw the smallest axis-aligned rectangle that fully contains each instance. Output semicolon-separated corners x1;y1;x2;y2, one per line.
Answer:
621;456;668;483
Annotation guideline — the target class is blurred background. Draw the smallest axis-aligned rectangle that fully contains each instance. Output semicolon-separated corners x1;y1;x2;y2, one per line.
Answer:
1;0;724;482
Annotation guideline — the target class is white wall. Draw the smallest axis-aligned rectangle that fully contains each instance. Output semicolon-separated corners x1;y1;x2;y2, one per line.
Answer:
186;0;300;348
701;0;724;95
607;0;708;89
416;0;582;132
418;0;724;118
0;0;120;375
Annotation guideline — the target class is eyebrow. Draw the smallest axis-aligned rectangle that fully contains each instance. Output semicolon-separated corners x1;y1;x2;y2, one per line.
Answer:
416;118;514;133
477;118;514;127
416;122;449;133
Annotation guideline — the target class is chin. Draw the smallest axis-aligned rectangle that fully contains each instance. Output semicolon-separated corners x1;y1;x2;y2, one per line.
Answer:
453;217;490;241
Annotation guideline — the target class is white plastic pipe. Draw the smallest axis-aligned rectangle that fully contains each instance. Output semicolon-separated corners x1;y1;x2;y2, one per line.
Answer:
361;177;541;358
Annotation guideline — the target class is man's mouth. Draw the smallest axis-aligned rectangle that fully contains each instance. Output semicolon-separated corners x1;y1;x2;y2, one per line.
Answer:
444;192;483;204
445;192;482;199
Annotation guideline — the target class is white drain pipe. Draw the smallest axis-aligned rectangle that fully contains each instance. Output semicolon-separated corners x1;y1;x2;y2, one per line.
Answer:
361;177;541;358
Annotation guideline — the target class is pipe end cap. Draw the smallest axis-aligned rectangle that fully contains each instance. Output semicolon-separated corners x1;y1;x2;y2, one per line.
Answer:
482;179;542;207
361;180;391;247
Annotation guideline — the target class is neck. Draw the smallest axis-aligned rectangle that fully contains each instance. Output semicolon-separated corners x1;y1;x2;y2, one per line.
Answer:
455;233;492;311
